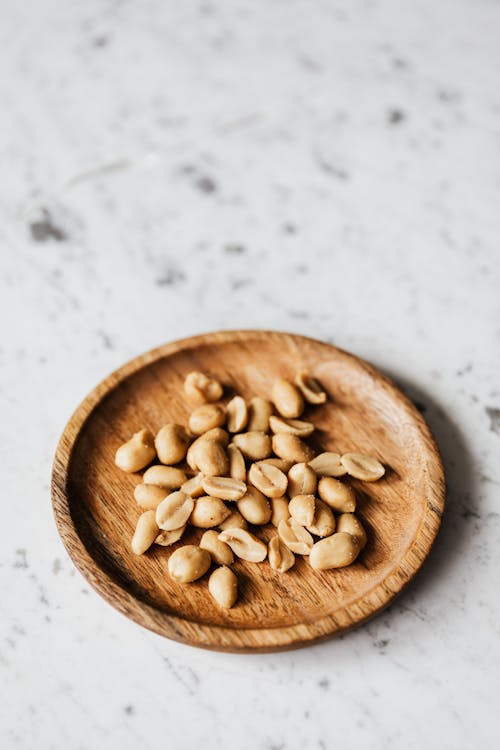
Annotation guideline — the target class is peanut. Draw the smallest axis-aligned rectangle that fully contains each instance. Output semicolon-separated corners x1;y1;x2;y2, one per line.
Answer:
199;529;234;565
308;452;347;477
155;491;194;531
201;476;247;501
247;396;273;432
271;378;304;418
208;566;238;608
143;465;187;489
219;509;248;531
295;371;327;404
237;486;272;525
184;371;223;404
248;462;288;498
167;545;211;583
190;439;229;476
287;462;317;497
218;528;267;562
186;431;228;470
154;526;186;546
341;452;385;481
155;424;191;465
261;457;294;473
131;510;159;555
317;477;356;512
227;444;247;482
306;499;335;538
268;536;295;573
232;431;272;461
189;496;231;528
278;518;314;555
272;433;315;463
336;513;367;549
269;415;314;437
271;497;290;527
288;494;316;527
189;404;226;436
115;429;156;473
226;396;248;433
181;473;206;498
309;532;360;570
134;483;168;510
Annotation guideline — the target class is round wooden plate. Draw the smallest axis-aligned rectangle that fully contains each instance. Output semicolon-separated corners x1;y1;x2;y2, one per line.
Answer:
51;330;445;652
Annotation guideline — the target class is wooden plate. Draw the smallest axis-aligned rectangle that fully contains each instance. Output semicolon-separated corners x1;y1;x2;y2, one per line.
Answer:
51;330;445;652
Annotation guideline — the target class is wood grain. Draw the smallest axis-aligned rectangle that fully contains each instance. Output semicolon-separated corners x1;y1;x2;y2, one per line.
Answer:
51;330;445;652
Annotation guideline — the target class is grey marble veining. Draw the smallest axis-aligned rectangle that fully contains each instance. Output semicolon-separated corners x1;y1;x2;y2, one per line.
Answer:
1;0;499;748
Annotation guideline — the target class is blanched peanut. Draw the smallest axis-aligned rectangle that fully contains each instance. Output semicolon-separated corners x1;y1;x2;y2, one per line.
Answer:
181;473;206;498
336;513;367;549
232;431;272;461
271;378;304;418
272;433;315;463
227;444;246;482
190;440;229;477
261;457;294;473
306;499;335;538
271;497;290;527
154;525;186;546
115;429;156;473
269;416;315;437
278;518;314;555
143;465;187;489
134;483;168;510
288;494;316;527
247;396;273;432
295;371;327;404
199;530;234;565
186;431;228;470
248;462;288;498
219;509;248;531
131;510;159;555
155;424;190;465
309;532;360;570
155;491;194;531
317;477;356;513
218;529;267;562
189;404;226;436
341;452;385;481
308;452;346;477
189;496;230;528
208;566;238;608
237;486;272;525
184;371;223;404
287;462;317;497
167;545;211;583
268;536;295;573
201;476;247;501
226;396;248;433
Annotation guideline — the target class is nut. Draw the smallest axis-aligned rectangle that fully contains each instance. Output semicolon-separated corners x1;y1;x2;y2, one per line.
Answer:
268;536;295;573
295;371;327;404
154;526;186;546
184;371;223;404
232;431;272;461
248;462;288;498
155;424;191;465
208;566;238;608
277;518;314;555
186;431;229;470
189;496;231;528
271;497;290;527
219;509;248;531
199;530;234;565
336;513;367;549
181;473;206;498
155;491;194;531
189;404;226;436
308;452;346;477
134;483;168;510
287;462;317;497
306;499;335;538
167;545;211;583
115;429;156;473
288;494;316;527
317;477;356;512
226;396;248;433
190;439;229;476
227;444;247;482
272;433;315;463
131;510;159;554
269;416;315;437
201;476;247;501
271;378;304;418
309;532;360;570
341;452;385;481
143;465;187;489
237;486;272;525
218;529;267;562
247;396;273;432
261;457;294;473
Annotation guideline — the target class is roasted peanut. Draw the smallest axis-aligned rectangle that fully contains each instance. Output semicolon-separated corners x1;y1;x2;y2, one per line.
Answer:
115;429;156;473
218;528;267;562
287;462;317;497
199;529;234;565
341;452;385;481
181;473;206;498
227;444;247;482
232;431;272;461
184;371;223;404
278;518;314;555
154;525;186;546
336;513;367;549
219;509;248;531
308;452;347;477
155;424;191;465
306;499;335;538
248;462;288;498
317;477;356;512
208;566;238;608
272;433;315;463
261;457;294;473
189;404;226;436
226;396;248;433
271;497;290;527
247;396;273;432
295;371;327;404
156;491;194;531
309;532;360;570
237;486;272;525
186;431;229;470
189;496;231;528
269;416;314;437
268;536;295;573
131;510;159;555
167;545;211;583
134;483;168;510
143;465;187;489
288;494;316;527
190;439;229;476
272;378;304;418
201;476;247;501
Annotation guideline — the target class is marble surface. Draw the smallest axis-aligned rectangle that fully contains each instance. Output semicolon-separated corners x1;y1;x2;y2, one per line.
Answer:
1;0;499;747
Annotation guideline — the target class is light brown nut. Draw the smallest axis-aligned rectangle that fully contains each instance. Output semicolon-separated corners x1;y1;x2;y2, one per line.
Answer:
155;424;191;465
232;431;272;461
218;529;267;562
226;396;248;433
288;494;316;527
287;462;317;497
189;496;231;528
131;510;159;554
269;416;315;437
155;491;194;531
268;536;295;573
167;545;211;583
309;532;360;570
261;457;294;473
341;452;385;481
248;462;288;498
199;530;234;565
295;371;327;404
115;429;156;473
336;513;367;549
219;509;248;531
186;431;229;470
189;404;226;436
201;476;247;501
271;497;290;527
143;465;187;489
134;483;168;510
247;396;273;432
237;486;272;525
154;525;186;546
184;371;223;405
277;518;314;555
317;477;356;512
227;444;247;482
272;433;315;463
306;499;336;538
191;439;229;476
208;566;238;608
181;473;206;498
308;452;347;477
271;378;304;418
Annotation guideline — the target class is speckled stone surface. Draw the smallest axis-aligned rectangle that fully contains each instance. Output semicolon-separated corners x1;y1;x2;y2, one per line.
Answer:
1;1;499;748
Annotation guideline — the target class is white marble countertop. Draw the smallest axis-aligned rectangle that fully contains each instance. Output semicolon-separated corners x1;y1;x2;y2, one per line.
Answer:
1;0;499;747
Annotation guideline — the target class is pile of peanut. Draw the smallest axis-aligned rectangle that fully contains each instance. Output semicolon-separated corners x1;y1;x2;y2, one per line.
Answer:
115;370;385;610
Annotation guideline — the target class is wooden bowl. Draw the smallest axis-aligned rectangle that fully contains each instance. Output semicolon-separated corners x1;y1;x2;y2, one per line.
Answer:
51;330;445;652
